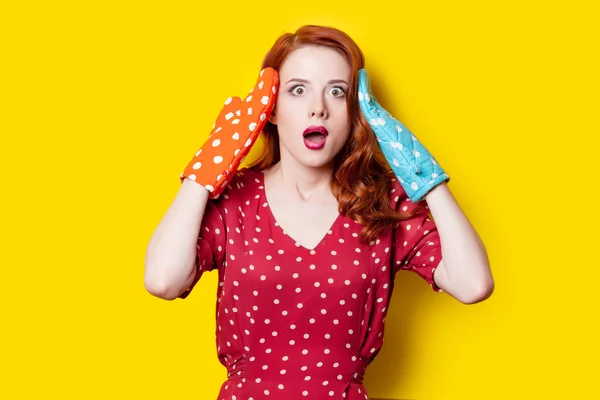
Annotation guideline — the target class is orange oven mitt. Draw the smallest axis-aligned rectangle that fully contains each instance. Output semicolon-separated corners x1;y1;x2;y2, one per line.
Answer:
180;68;279;198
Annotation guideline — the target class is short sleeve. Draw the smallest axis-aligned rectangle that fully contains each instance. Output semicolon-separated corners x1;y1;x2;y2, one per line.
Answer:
390;179;444;292
177;199;226;299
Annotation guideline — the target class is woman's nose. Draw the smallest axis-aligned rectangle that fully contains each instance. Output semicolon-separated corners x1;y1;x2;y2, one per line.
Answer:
310;100;328;119
311;109;326;118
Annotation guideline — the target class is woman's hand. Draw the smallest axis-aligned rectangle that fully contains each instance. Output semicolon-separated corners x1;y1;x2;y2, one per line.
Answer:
357;68;449;202
180;68;279;199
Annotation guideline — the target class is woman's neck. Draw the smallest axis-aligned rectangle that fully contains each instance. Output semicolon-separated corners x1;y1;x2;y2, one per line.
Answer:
265;158;335;202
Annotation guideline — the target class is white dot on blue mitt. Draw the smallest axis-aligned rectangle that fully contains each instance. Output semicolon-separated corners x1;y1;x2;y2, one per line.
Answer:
357;68;450;203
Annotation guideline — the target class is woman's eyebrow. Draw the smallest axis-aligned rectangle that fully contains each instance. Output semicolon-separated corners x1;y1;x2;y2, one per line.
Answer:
285;78;349;85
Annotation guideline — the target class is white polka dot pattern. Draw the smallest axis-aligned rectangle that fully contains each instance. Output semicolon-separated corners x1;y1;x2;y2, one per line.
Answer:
178;167;443;399
357;68;450;203
180;68;279;199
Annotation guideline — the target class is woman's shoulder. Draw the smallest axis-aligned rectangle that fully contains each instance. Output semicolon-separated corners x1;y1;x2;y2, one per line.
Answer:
214;165;265;204
384;171;426;213
229;165;265;189
386;171;407;207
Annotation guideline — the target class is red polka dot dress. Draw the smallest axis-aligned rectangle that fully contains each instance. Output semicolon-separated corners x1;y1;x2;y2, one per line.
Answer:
179;166;443;400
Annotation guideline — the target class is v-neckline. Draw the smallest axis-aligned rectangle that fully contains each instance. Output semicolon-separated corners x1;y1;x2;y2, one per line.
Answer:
258;169;343;252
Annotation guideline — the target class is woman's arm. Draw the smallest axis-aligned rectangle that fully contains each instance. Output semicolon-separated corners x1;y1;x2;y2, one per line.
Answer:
425;182;494;304
144;179;210;300
356;69;493;303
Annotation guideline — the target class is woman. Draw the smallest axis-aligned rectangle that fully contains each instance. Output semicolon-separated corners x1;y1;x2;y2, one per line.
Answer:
144;25;494;400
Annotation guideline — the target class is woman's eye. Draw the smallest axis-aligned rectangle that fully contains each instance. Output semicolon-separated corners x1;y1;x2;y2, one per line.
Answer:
329;87;346;97
290;86;306;95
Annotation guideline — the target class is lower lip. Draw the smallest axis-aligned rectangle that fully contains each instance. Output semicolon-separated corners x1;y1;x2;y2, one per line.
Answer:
303;136;327;150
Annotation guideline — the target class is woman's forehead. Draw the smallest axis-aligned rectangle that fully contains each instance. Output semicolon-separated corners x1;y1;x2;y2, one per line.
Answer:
280;46;351;82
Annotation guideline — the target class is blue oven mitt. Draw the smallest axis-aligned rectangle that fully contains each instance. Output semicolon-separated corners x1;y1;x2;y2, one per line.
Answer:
358;68;450;202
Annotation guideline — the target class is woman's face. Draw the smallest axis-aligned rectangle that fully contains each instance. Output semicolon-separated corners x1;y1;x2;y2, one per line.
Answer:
270;45;352;169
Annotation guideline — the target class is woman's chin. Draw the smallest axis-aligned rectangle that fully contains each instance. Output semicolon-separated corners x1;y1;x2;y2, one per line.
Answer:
279;143;340;169
298;153;337;169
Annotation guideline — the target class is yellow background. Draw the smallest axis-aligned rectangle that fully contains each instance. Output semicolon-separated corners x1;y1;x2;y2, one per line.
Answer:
2;1;598;399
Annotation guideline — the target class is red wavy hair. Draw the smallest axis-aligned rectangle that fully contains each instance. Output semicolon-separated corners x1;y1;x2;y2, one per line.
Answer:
248;25;418;244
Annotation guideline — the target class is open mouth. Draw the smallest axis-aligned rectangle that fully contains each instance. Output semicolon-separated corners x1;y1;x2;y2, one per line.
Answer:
303;126;328;149
303;131;327;142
